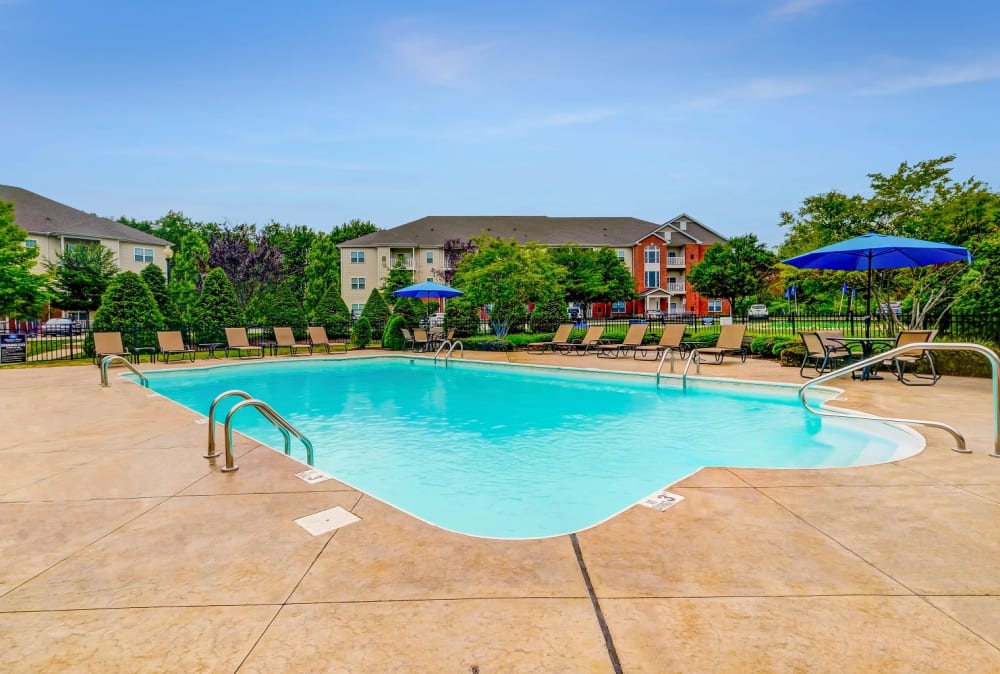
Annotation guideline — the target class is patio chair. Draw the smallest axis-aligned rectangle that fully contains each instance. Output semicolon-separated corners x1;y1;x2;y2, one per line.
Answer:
526;323;574;352
693;323;748;364
308;325;348;353
412;328;429;352
881;329;939;385
274;327;313;356
797;331;857;378
93;331;133;365
559;325;607;356
224;327;265;359
594;323;648;358
156;330;196;364
633;323;688;360
399;328;415;351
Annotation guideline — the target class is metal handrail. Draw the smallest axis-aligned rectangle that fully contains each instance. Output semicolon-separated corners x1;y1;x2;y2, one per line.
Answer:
221;398;315;473
434;339;464;364
100;355;149;388
799;342;1000;457
654;348;682;387
206;390;253;458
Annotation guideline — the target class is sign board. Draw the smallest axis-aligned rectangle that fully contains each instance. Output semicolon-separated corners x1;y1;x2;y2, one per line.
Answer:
0;334;27;364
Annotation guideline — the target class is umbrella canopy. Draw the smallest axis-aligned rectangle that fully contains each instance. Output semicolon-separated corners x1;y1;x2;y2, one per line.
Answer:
782;232;972;336
392;281;464;300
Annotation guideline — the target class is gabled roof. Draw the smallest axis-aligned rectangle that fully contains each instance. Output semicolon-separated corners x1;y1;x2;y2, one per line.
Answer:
0;185;169;246
657;212;728;245
342;216;663;248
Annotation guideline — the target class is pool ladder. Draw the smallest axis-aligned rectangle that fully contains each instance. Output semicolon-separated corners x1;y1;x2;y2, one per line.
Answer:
205;390;315;472
434;339;464;365
798;342;999;457
99;355;149;388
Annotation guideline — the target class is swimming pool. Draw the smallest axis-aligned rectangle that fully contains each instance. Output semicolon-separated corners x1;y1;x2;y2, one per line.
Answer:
140;357;923;539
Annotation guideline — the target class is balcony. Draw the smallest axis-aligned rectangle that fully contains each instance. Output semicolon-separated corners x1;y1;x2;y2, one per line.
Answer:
665;257;685;268
665;282;685;293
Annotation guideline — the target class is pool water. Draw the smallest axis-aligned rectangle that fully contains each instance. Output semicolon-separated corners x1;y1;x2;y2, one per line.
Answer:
141;358;922;539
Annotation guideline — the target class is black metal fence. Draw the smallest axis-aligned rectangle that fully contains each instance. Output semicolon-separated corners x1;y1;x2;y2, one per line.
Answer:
5;311;998;364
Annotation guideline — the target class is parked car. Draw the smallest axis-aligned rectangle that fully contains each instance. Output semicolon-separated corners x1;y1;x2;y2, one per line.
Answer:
41;318;84;335
425;312;446;328
645;309;664;320
747;304;769;320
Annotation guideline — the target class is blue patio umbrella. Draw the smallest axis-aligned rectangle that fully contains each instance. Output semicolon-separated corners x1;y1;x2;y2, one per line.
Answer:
782;232;972;336
393;281;464;325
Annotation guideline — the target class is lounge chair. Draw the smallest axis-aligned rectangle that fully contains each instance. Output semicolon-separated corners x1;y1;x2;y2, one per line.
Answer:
274;327;313;356
880;329;939;385
693;324;748;364
156;330;196;363
798;331;857;378
633;323;688;360
594;323;648;358
93;331;133;365
308;325;348;353
224;327;265;359
526;323;575;353
559;325;607;356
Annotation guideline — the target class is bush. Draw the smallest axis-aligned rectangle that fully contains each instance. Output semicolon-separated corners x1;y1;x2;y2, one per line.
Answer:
262;280;307;338
529;297;567;333
444;296;482;337
925;338;998;378
352;316;372;349
382;315;407;350
359;288;390;326
92;271;165;351
391;296;423;328
311;286;353;338
191;268;244;344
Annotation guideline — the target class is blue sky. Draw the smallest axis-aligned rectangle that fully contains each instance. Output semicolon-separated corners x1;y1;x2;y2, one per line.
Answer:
2;0;998;246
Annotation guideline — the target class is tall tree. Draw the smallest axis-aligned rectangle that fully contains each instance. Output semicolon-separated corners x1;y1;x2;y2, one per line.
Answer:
140;263;179;326
434;238;477;284
359;287;390;329
549;246;636;316
303;232;341;309
45;243;118;312
310;285;354;338
452;236;563;337
0;200;49;318
207;225;283;312
264;222;316;298
262;280;307;338
688;234;777;315
91;271;164;349
191;268;244;344
382;255;415;295
169;231;210;322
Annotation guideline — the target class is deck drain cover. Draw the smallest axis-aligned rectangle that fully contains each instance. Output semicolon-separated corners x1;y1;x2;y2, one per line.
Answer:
295;468;332;484
295;506;360;536
638;489;684;512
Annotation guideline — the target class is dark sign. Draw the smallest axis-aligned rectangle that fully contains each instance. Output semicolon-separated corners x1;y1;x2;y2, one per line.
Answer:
0;333;27;364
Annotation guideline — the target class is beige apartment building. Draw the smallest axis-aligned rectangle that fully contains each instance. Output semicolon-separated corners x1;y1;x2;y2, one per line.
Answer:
339;214;728;317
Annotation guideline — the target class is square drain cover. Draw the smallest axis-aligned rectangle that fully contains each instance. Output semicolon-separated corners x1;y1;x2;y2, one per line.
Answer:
294;506;360;536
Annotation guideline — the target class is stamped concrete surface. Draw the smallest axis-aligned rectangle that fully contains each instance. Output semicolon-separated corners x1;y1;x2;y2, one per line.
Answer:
1;351;999;672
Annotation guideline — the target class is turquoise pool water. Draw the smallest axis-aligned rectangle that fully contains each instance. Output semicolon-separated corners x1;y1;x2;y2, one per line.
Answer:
140;358;922;539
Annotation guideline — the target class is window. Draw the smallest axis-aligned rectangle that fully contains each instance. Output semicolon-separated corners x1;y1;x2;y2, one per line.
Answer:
350;277;366;290
644;270;660;288
708;299;722;313
351;303;364;317
644;245;659;264
350;251;365;264
425;251;434;264
426;277;433;283
134;247;153;263
616;249;627;262
25;239;37;249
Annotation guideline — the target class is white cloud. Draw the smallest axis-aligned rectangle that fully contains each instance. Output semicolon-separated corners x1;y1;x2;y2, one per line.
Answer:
389;35;490;87
441;107;621;141
767;0;840;20
855;58;1000;95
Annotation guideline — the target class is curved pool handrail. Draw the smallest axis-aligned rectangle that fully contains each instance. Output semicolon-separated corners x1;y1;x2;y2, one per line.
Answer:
221;398;315;472
654;348;679;387
434;339;464;365
799;342;1000;457
99;355;148;388
206;390;253;459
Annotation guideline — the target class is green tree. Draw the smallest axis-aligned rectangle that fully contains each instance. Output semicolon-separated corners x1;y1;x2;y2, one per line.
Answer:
310;285;353;338
778;156;999;326
303;232;341;309
140;264;179;326
382;315;407;350
359;287;390;331
443;295;481;337
382;254;415;295
549;246;635;316
118;211;205;247
264;222;316;298
352;316;372;349
688;234;777;315
0;200;48;319
262;280;307;338
170;231;210;322
45;244;118;312
91;272;164;350
452;236;563;337
529;296;569;333
391;295;422;328
191;268;244;344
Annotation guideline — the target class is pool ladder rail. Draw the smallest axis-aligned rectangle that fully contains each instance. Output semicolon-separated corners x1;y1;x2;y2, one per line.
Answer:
99;355;149;388
433;339;464;365
797;342;999;457
205;390;315;472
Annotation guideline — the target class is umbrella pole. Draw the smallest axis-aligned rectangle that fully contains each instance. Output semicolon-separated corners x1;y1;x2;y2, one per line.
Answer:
865;254;873;338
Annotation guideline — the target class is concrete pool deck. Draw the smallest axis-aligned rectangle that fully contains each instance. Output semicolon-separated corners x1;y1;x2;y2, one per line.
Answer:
2;350;1000;672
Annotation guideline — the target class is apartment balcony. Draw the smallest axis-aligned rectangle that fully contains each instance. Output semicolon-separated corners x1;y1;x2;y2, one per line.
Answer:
665;257;685;268
665;282;686;293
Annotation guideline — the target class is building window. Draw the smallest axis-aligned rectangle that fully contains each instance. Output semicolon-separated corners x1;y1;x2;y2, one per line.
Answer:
351;277;366;290
351;303;364;317
350;251;365;264
708;299;722;313
426;277;433;283
425;251;433;264
616;249;627;262
644;270;660;288
133;247;153;263
25;239;37;249
644;245;659;264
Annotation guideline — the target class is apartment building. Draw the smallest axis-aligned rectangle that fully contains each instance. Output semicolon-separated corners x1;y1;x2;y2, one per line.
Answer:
339;213;728;317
